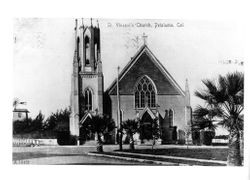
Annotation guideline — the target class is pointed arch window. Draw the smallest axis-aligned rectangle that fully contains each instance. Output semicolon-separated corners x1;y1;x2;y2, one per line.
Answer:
135;76;156;108
95;43;98;62
85;36;90;65
84;89;92;111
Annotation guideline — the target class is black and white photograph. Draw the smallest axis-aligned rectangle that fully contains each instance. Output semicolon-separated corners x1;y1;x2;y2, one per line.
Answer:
12;18;244;167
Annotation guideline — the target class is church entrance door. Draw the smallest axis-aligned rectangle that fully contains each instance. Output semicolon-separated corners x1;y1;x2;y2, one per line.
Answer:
79;116;95;145
140;111;153;141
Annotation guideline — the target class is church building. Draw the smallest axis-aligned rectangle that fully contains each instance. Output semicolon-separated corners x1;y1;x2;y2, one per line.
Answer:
70;19;192;145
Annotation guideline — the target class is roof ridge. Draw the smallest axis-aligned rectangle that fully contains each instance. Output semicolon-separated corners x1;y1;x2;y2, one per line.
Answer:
106;44;148;93
106;44;185;96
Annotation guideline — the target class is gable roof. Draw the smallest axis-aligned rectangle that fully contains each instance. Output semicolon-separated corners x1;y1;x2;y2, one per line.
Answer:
106;44;185;96
13;108;30;113
79;112;92;126
139;106;157;119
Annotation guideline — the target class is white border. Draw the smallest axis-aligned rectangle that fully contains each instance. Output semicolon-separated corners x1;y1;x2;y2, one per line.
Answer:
1;1;249;180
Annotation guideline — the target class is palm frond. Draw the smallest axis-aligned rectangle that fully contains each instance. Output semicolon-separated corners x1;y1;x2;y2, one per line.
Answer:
193;105;210;118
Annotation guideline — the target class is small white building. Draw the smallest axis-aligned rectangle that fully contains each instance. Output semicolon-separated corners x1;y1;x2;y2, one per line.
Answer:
13;108;29;121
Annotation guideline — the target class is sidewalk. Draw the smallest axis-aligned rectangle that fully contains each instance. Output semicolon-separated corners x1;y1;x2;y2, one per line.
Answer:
113;151;227;165
13;154;147;165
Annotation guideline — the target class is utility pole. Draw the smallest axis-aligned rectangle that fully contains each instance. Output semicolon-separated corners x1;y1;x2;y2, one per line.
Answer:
117;66;122;150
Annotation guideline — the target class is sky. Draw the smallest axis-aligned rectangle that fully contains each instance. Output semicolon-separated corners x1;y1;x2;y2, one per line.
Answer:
13;18;244;119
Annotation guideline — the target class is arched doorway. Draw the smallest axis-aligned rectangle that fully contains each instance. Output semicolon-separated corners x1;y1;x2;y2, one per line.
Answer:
79;116;95;145
140;111;153;141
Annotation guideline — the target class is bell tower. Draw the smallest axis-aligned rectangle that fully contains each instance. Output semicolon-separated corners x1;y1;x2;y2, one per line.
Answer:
70;18;104;137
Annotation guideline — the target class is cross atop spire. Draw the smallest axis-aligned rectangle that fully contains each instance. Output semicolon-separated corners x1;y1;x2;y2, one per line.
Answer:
142;32;148;45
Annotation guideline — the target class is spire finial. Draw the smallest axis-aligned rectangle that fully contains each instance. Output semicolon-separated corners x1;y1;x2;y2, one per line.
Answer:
91;18;93;27
142;32;148;45
97;19;99;28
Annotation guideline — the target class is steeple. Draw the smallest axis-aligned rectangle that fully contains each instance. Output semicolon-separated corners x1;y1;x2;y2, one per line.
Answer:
79;18;101;73
70;18;104;141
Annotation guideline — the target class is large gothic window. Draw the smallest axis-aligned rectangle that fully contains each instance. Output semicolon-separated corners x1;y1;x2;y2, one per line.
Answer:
135;76;156;108
85;36;90;65
84;89;92;111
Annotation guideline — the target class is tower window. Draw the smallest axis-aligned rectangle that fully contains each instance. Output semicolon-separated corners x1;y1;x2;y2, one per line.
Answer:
84;89;92;111
85;36;90;65
134;76;157;108
95;43;98;61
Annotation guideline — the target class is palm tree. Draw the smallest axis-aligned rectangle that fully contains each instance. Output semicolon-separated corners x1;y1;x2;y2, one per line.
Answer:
192;105;218;145
195;71;244;166
193;105;218;131
122;119;139;150
88;114;115;152
151;117;160;151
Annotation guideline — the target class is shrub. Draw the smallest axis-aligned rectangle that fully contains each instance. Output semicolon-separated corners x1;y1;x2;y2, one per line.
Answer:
56;131;77;145
192;130;201;145
200;130;215;145
178;129;185;145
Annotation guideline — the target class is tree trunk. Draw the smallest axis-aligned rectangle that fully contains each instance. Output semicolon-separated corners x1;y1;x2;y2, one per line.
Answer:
96;134;103;153
152;137;155;152
129;134;135;151
119;130;123;151
227;131;242;166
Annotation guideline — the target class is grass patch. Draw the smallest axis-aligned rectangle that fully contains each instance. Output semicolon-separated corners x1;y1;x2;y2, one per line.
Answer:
117;148;228;161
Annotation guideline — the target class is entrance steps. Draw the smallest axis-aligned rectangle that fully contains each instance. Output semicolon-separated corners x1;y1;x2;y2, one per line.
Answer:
83;140;97;146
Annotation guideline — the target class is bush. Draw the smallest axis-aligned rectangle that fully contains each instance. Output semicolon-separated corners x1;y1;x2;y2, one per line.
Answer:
200;130;215;145
177;129;185;145
192;130;201;145
56;131;77;145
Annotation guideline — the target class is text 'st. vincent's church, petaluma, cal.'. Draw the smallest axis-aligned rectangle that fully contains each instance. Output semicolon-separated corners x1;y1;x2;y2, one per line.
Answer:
70;19;192;144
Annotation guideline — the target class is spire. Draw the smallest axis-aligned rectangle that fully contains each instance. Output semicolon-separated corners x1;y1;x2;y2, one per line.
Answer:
74;19;78;47
185;78;190;106
90;18;93;27
81;18;84;29
73;19;78;63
